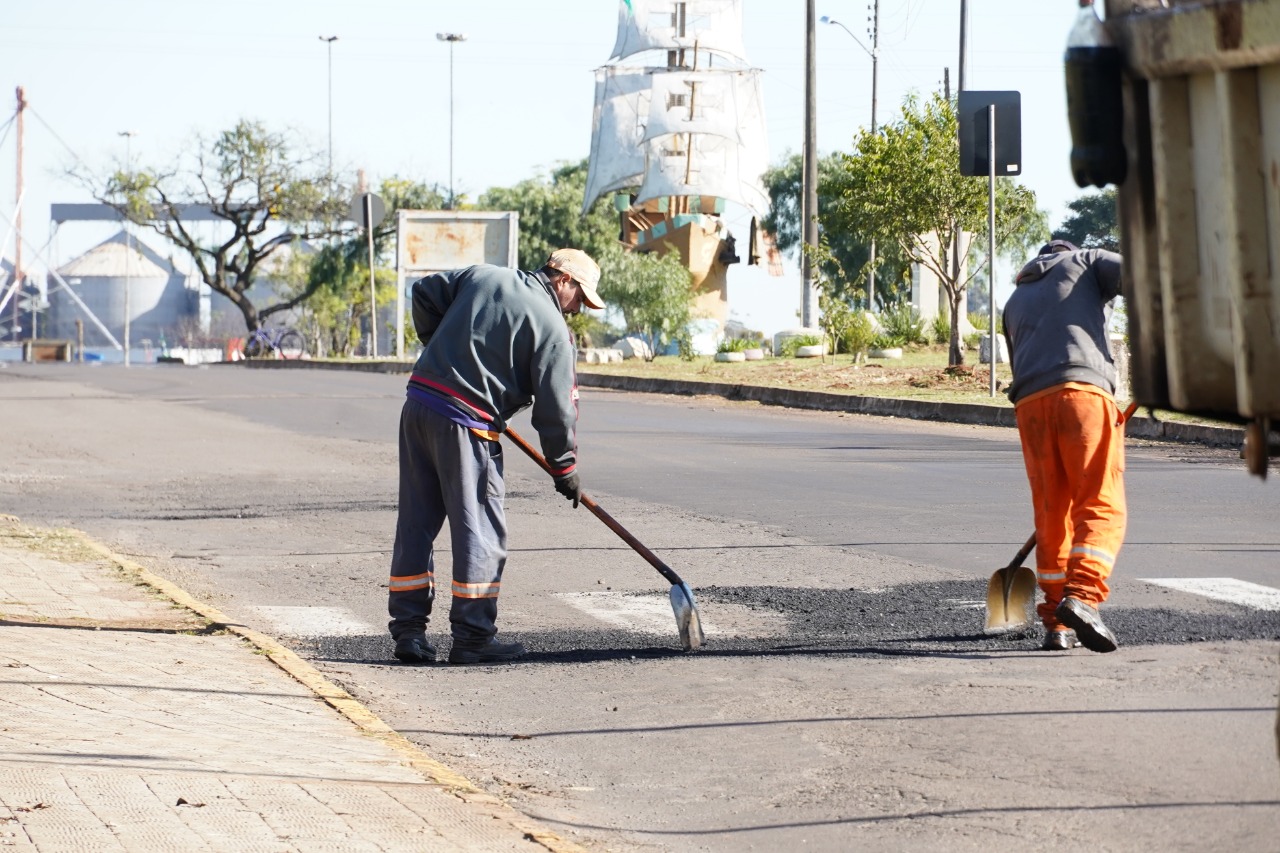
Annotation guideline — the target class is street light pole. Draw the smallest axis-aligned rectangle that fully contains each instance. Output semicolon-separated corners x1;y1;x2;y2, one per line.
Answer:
118;130;137;367
319;36;338;179
436;33;467;209
821;10;879;310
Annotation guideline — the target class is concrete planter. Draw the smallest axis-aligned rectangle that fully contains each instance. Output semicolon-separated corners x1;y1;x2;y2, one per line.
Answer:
714;351;747;363
743;348;765;361
795;344;825;358
869;347;904;359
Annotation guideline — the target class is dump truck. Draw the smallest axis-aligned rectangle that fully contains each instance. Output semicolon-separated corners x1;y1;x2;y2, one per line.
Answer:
1097;0;1278;478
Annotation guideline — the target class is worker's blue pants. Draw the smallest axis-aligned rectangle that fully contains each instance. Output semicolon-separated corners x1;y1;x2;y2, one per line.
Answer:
387;399;508;646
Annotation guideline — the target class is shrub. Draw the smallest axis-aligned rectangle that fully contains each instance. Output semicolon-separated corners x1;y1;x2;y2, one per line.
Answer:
716;337;752;354
841;311;876;358
778;333;821;357
878;303;927;346
930;313;950;346
969;311;1001;335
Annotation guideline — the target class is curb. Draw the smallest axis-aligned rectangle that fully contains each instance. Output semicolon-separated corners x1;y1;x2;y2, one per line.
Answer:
575;372;1249;448
228;357;1249;449
62;526;588;853
239;358;411;374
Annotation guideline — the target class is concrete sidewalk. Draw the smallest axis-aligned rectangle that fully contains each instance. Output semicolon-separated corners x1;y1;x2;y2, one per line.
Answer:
0;517;586;853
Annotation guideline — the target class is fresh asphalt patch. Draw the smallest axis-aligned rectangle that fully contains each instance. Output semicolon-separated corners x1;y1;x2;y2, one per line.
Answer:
294;580;1280;666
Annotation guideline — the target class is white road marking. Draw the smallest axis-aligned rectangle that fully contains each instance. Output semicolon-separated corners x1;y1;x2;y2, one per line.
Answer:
943;599;986;610
555;592;719;635
248;605;381;636
1140;578;1280;611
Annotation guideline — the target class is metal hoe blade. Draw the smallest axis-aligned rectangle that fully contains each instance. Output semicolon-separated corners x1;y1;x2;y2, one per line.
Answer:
670;582;705;651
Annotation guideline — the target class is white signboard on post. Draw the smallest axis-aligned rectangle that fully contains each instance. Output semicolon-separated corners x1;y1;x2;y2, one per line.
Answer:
394;210;520;358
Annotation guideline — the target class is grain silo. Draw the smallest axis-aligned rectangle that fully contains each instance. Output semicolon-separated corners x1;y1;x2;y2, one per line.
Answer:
46;232;197;346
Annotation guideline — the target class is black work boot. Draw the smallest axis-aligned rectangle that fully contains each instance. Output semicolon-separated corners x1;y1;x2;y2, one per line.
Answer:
448;638;526;665
1055;597;1118;653
1040;629;1082;651
393;635;437;664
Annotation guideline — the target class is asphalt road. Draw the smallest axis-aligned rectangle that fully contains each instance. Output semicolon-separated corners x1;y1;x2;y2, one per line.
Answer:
3;363;1278;852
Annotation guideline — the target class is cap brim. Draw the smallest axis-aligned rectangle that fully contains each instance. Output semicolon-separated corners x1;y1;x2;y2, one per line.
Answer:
578;280;604;310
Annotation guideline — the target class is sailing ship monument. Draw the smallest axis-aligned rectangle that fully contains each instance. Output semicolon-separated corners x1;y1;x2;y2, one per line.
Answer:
583;0;773;344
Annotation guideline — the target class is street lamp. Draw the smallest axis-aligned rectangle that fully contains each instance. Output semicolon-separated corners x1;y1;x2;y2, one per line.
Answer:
118;130;137;367
436;32;467;209
821;12;880;311
319;36;338;179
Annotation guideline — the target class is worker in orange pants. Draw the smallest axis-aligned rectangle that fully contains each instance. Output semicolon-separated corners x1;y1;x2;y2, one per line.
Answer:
1004;240;1126;652
1015;386;1126;647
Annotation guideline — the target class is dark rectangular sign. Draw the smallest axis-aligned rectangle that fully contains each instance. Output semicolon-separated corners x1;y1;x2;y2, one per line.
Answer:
958;90;1022;177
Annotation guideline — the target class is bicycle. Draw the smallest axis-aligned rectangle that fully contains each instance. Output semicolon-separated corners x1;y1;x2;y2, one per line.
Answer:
241;326;306;360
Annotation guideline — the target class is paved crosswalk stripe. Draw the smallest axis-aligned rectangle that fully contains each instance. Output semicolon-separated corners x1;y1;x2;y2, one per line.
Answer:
1139;578;1280;611
555;591;717;634
248;605;381;636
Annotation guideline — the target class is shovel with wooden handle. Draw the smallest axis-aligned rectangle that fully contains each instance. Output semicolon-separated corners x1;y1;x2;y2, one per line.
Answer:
984;400;1141;634
503;427;705;651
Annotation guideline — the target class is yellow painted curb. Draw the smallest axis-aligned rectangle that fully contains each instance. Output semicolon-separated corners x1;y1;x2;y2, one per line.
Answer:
62;527;591;853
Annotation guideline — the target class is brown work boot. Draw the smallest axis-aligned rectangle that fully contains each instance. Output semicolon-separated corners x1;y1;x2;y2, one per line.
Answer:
1055;597;1118;653
1040;629;1082;651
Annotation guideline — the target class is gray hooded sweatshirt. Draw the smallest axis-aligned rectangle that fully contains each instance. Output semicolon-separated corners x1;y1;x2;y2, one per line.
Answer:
1002;249;1123;404
408;264;579;476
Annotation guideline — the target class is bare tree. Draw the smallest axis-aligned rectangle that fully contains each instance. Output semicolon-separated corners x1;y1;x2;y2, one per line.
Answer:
88;120;351;333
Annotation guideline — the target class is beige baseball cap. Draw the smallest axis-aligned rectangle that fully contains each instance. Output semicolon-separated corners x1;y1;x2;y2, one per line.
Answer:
546;248;604;309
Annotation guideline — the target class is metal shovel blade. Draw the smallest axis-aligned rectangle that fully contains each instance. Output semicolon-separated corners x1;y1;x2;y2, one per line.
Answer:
670;583;705;651
984;565;1037;634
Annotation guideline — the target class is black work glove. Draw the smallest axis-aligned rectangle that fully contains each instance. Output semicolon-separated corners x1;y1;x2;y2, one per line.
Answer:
554;472;582;508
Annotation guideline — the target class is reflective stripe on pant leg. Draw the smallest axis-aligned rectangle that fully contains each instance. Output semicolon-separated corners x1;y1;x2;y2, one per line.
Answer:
1057;391;1127;607
429;424;507;646
1017;395;1072;630
388;400;446;640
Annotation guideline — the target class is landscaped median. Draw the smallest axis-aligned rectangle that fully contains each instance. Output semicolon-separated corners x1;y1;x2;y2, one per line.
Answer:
237;352;1248;448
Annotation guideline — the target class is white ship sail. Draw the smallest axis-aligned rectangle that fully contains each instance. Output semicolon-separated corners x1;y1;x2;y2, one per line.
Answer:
584;0;768;216
635;70;768;214
583;68;651;213
610;0;747;63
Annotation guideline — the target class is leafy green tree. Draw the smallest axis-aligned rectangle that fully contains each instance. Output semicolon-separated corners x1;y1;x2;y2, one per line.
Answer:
476;159;618;268
598;247;695;360
824;92;1042;365
763;152;911;308
93;120;350;333
1053;188;1119;251
965;183;1051;317
270;177;446;356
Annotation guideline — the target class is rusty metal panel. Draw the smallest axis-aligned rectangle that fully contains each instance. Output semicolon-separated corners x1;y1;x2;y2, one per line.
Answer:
392;210;520;359
1112;0;1280;425
395;210;519;275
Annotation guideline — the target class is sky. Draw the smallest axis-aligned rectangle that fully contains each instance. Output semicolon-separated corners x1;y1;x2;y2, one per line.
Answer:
2;0;1087;337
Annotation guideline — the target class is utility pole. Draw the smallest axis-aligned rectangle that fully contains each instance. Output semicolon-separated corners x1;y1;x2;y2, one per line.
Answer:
118;130;137;366
868;0;880;312
319;36;338;179
12;87;24;343
955;1;970;341
820;11;879;310
801;0;818;329
436;33;467;210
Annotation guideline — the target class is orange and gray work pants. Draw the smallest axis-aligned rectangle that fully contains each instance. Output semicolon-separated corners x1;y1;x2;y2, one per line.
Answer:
388;398;507;646
1014;383;1127;630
